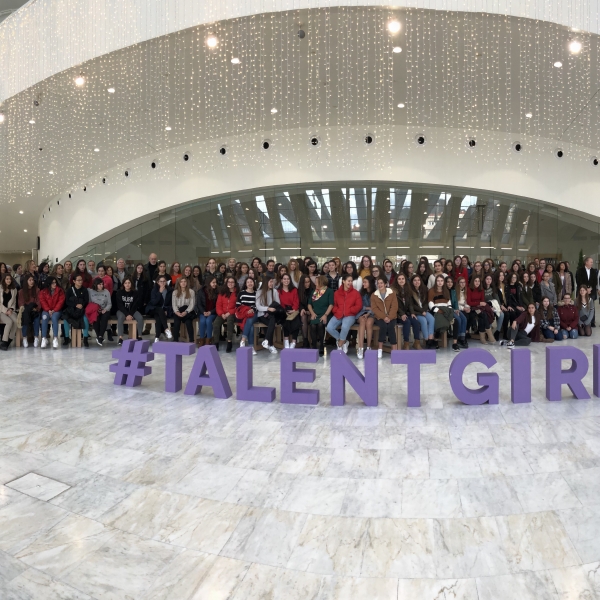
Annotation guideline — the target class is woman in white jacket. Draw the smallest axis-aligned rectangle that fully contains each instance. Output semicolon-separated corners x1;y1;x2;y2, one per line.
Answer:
256;277;281;353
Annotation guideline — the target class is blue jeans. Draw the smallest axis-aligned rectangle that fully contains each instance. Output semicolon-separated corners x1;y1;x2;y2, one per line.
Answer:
199;314;216;338
399;316;421;342
22;315;40;337
542;327;562;340
326;315;356;342
496;311;505;333
560;328;578;340
41;311;62;337
242;314;258;344
64;316;89;338
454;311;467;337
416;313;435;338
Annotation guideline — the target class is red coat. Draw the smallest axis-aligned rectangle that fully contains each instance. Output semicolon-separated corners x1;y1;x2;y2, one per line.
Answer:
453;267;469;282
39;287;65;312
216;292;237;316
332;286;362;319
278;288;299;311
467;287;485;308
558;304;579;330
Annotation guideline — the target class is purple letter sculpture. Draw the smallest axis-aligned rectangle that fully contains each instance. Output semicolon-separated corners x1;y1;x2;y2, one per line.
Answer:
109;339;154;387
236;347;276;402
594;345;600;398
153;342;196;392
281;348;319;405
330;350;378;406
390;349;437;407
449;348;499;405
546;346;590;401
511;348;531;404
184;345;232;398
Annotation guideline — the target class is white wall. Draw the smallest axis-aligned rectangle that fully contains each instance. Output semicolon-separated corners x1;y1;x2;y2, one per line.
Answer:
2;0;599;101
39;124;600;261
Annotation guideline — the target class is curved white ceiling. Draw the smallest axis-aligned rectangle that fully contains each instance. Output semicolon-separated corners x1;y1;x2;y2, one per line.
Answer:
1;0;599;101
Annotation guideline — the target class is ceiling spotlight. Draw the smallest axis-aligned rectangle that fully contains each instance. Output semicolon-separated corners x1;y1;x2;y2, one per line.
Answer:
569;40;582;54
553;61;563;68
94;148;100;152
231;57;240;64
0;113;4;123
48;171;54;175
387;20;401;34
206;35;218;48
23;229;27;232
271;108;278;114
392;46;402;53
525;112;533;118
107;88;115;94
19;210;23;214
26;192;31;195
397;103;405;108
74;75;85;87
165;126;172;131
29;119;35;124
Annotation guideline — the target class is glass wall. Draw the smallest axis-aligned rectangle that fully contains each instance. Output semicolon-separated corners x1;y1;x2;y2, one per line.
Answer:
69;181;600;272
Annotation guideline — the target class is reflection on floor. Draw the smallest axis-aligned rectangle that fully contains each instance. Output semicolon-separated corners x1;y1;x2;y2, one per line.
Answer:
1;337;600;599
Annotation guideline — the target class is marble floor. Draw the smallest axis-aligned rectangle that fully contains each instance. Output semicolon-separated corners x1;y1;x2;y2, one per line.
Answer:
1;336;600;599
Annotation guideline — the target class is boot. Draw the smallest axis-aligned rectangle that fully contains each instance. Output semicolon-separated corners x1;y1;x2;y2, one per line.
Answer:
457;336;468;349
207;337;214;346
62;337;70;347
494;330;500;341
226;341;233;353
403;341;410;350
542;336;554;343
486;329;495;343
479;332;488;345
413;340;421;350
0;340;8;351
215;341;220;351
303;338;310;348
6;338;13;349
83;336;89;348
197;338;205;347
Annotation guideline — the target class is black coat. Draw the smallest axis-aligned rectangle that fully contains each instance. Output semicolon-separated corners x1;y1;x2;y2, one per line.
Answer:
64;286;88;326
194;287;217;315
576;266;599;298
132;276;151;310
146;286;173;317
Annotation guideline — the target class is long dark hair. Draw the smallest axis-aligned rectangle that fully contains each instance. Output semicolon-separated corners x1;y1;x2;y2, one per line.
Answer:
1;274;15;291
342;261;359;280
205;277;219;300
361;275;376;296
220;276;238;298
297;274;314;306
410;274;427;306
22;275;39;303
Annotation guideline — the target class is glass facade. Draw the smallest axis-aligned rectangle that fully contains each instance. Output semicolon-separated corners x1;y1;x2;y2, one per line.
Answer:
69;181;600;271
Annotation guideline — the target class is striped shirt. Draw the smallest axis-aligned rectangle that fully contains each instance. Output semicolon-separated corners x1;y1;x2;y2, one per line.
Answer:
236;291;256;309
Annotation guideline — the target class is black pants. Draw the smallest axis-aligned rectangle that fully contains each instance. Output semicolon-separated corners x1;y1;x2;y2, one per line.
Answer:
469;310;489;333
151;308;169;336
258;314;277;345
310;322;325;348
94;312;110;340
173;311;196;342
283;317;300;340
375;319;397;344
508;328;532;345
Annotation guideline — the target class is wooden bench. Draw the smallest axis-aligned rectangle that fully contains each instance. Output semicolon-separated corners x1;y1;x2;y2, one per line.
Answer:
253;322;284;352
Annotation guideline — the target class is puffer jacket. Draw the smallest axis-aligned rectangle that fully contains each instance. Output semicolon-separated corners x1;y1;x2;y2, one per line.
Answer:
216;292;237;316
39;287;65;312
332;286;362;319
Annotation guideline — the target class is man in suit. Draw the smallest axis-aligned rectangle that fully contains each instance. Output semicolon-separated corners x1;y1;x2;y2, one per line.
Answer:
576;256;598;326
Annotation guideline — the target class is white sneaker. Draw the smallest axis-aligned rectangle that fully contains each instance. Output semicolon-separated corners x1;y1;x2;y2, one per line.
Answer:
268;345;278;354
154;337;160;344
377;349;383;359
290;341;296;349
343;341;349;354
507;341;515;349
165;328;173;339
23;339;29;348
240;339;246;347
262;340;269;349
41;338;48;349
34;338;39;348
284;340;290;349
52;337;59;349
357;347;364;359
252;348;257;356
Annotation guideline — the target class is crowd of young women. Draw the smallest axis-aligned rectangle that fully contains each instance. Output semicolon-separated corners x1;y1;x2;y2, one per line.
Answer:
0;254;594;354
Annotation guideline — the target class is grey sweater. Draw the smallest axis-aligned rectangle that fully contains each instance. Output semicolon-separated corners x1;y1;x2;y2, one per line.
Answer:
172;289;196;313
88;289;111;311
578;300;595;325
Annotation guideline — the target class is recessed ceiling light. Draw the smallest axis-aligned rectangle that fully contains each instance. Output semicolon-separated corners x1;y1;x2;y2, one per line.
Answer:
554;61;563;68
525;112;533;118
107;87;115;93
29;119;35;124
94;148;100;152
393;46;402;53
206;35;218;48
19;210;23;214
323;225;328;229
231;57;240;64
23;229;27;232
397;103;405;108
165;126;172;131
48;171;53;175
569;40;582;54
74;75;85;86
271;108;278;114
26;192;31;195
0;113;5;123
387;20;401;33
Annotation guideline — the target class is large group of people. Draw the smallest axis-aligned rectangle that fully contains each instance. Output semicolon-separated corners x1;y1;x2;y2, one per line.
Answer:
0;253;596;355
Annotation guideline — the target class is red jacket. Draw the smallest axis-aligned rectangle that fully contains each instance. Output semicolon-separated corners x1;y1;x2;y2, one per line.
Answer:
467;287;485;308
558;304;579;330
332;286;362;319
278;288;299;311
39;287;65;312
216;292;237;316
453;267;469;282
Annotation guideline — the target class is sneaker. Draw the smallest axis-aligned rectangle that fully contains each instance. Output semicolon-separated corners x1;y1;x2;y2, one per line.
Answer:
262;340;269;350
252;348;257;356
154;337;160;343
343;341;349;354
507;340;515;349
23;339;29;348
33;338;39;348
284;340;290;349
96;337;103;347
357;347;364;359
52;337;59;349
377;348;383;359
290;341;296;349
118;338;123;346
268;345;278;354
41;338;48;349
165;328;173;339
240;339;246;347
452;343;460;352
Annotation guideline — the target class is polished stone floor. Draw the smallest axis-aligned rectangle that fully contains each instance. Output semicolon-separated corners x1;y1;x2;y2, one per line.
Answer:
1;336;600;599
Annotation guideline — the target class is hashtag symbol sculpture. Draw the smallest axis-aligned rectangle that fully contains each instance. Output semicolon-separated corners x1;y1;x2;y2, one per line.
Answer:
109;339;154;387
